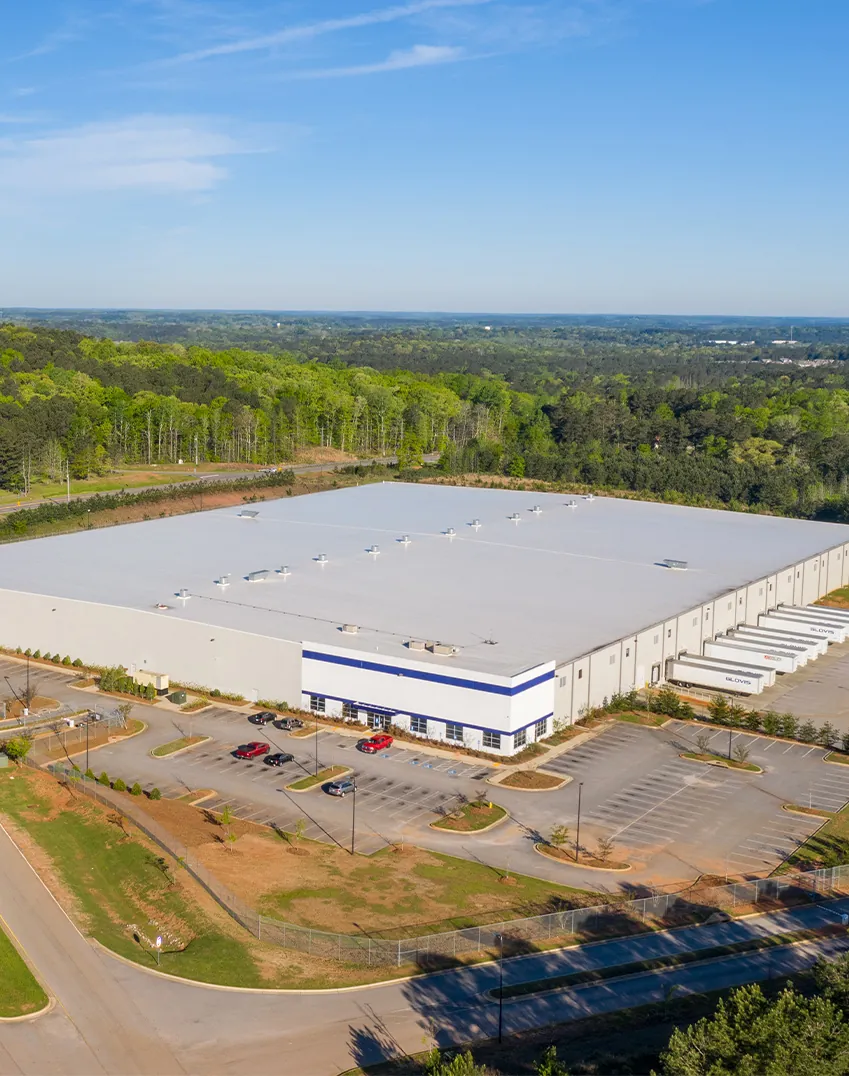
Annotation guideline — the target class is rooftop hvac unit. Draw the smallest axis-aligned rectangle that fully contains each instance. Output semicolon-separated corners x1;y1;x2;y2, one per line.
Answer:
565;500;578;509
530;505;542;514
398;535;411;545
444;527;456;538
426;641;458;656
470;518;481;529
408;639;426;651
217;574;230;588
316;553;328;564
246;569;270;583
342;624;359;634
238;509;259;519
584;494;595;501
663;558;689;571
277;565;291;577
178;587;190;600
367;545;380;556
509;513;521;522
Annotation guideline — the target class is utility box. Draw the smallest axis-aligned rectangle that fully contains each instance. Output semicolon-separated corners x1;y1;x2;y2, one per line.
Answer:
169;690;187;705
135;671;170;695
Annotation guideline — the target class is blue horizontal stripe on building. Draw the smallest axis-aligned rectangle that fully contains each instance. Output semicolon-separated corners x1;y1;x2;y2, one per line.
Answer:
304;691;554;738
302;650;553;696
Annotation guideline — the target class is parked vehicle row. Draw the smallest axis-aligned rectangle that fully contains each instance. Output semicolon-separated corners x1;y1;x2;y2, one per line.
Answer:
248;711;304;731
232;740;356;795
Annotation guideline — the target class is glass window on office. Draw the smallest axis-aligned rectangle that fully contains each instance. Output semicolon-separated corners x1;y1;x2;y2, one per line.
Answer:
534;718;548;739
309;695;325;713
513;728;527;750
482;731;501;750
410;716;428;735
445;723;463;743
342;702;357;721
367;711;390;730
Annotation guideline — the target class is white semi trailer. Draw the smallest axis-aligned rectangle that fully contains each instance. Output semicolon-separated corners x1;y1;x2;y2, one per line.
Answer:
727;629;813;664
777;605;849;630
678;651;777;687
731;626;827;656
758;612;847;643
703;638;798;674
665;659;765;695
800;604;849;622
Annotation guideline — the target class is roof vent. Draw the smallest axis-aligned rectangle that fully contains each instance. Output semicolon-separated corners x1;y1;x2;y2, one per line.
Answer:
565;500;578;509
154;603;171;611
407;639;426;651
662;558;689;571
398;535;411;545
509;512;521;522
470;518;482;529
367;544;380;556
216;574;230;588
177;587;190;600
277;565;291;577
238;509;259;519
315;553;328;564
246;569;270;583
530;505;542;514
583;494;595;502
444;527;456;538
342;623;359;634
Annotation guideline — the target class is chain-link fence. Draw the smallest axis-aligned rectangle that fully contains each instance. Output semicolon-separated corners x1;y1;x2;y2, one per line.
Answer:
36;760;849;968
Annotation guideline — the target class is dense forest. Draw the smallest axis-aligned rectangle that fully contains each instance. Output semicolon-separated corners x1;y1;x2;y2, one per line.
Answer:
4;319;849;520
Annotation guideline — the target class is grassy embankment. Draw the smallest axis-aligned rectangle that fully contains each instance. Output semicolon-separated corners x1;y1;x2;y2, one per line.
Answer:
0;923;48;1018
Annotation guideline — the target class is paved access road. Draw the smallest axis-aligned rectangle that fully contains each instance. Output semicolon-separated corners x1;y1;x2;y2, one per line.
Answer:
2;818;849;1076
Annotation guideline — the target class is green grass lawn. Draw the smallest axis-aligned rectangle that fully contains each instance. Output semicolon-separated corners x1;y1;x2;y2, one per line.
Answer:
286;765;348;791
150;735;210;757
0;471;195;507
431;802;507;832
612;711;667;728
0;770;275;987
0;922;48;1018
776;803;849;873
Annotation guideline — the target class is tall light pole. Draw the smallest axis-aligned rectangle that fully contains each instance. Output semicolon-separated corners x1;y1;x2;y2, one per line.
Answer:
351;783;357;855
85;720;90;774
314;711;319;776
728;728;733;760
495;932;504;1044
575;781;584;864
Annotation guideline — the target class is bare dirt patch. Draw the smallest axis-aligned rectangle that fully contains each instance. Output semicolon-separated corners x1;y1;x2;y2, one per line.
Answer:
4;696;58;718
499;770;565;791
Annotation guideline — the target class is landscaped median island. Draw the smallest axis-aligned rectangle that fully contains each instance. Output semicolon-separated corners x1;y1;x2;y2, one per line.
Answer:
496;769;568;791
536;842;631;872
430;801;507;833
489;924;844;1001
680;751;763;773
783;804;833;819
285;765;350;791
824;751;849;766
0;922;48;1019
150;735;211;758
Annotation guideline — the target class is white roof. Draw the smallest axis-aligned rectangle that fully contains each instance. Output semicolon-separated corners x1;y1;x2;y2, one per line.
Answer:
0;482;845;676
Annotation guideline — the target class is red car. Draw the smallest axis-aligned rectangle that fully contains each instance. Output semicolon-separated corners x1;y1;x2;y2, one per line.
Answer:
235;741;270;759
359;733;394;753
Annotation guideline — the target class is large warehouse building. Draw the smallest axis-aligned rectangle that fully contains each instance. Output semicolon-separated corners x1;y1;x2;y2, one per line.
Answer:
0;482;847;755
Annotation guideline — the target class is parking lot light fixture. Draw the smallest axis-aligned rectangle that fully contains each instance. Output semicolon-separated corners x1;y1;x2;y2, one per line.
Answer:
351;783;357;855
314;711;319;775
728;729;733;760
575;781;583;864
495;932;504;1043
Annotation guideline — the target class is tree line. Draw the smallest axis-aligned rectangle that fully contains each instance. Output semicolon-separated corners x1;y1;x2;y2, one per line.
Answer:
4;322;849;520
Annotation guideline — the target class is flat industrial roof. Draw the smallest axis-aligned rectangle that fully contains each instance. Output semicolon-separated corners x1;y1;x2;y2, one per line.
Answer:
0;483;846;676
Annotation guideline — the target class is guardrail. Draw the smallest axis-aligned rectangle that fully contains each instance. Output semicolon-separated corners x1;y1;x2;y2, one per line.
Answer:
32;760;849;968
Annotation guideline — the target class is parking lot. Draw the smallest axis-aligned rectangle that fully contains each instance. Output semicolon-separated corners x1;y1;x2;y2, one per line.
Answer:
84;711;491;854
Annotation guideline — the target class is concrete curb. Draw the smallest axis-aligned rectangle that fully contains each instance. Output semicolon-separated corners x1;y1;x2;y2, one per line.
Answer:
534;843;632;873
149;735;212;760
823;753;849;767
782;804;832;819
487;771;571;792
678;753;763;775
285;766;353;793
429;808;509;835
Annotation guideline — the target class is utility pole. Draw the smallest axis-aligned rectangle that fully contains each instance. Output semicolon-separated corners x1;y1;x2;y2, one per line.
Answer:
351;784;357;855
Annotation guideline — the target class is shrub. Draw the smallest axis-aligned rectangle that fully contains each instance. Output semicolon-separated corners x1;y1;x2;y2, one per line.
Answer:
654;686;682;716
84;768;95;781
762;711;780;737
149;787;162;801
129;782;143;796
779;712;799;740
708;696;731;725
678;700;696;720
51;653;61;663
24;648;31;656
112;778;127;792
797;720;817;744
744;710;762;732
98;771;110;786
61;655;71;665
144;684;156;700
32;649;41;659
14;647;21;654
818;721;838;749
72;658;83;667
210;688;221;697
842;733;849;755
727;703;748;728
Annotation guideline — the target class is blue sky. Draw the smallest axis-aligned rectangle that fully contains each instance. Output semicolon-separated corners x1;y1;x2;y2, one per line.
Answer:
1;0;847;314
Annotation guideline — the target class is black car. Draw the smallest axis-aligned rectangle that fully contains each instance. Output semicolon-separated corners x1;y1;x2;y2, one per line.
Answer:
250;711;276;725
276;717;304;731
264;752;295;767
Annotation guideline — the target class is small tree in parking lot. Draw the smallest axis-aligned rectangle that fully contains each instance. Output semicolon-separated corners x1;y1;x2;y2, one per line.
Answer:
780;712;799;740
817;722;838;749
549;825;570;854
744;709;762;732
733;744;751;765
695;731;713;754
708;695;731;725
595;836;615;864
841;733;849;755
797;720;818;744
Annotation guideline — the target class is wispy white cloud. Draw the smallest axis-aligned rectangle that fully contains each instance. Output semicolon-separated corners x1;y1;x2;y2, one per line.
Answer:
161;0;493;64
287;43;467;80
9;13;92;62
0;115;265;195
